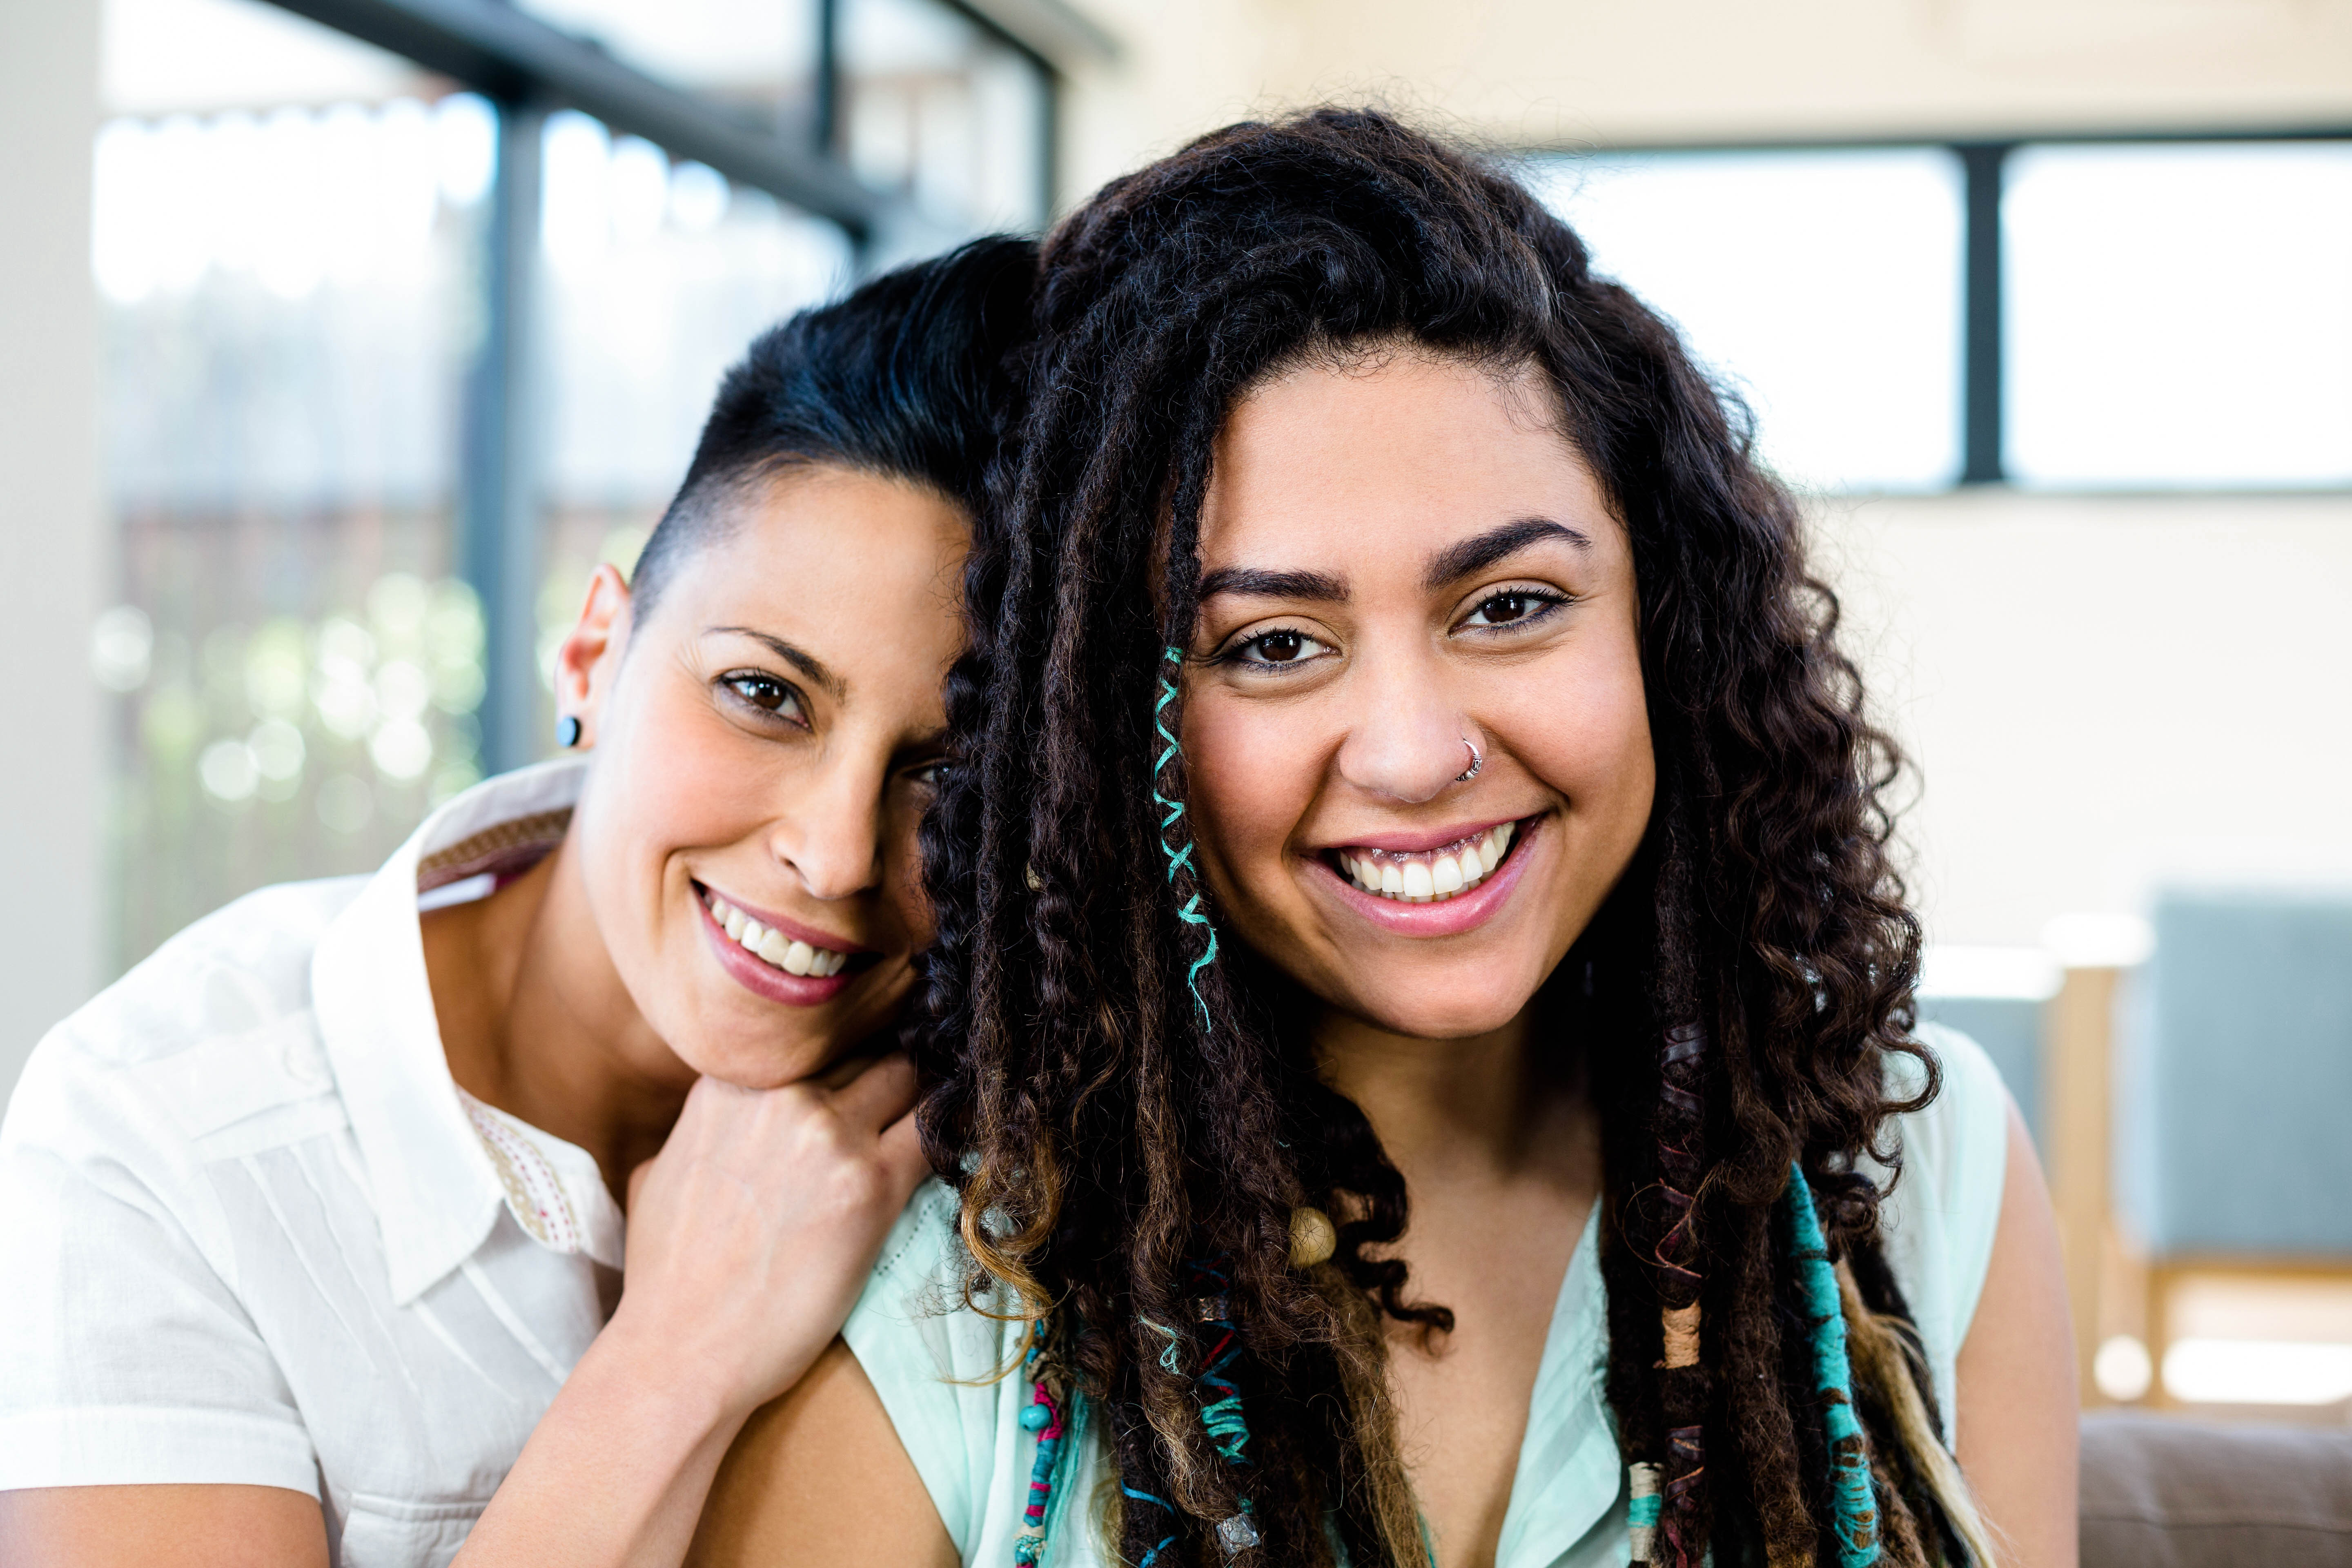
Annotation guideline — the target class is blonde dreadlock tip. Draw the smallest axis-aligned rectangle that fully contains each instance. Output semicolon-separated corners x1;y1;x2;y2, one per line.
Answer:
1661;1301;1702;1369
1288;1205;1336;1267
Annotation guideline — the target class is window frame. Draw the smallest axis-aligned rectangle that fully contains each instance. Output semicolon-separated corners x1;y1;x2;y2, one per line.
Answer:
254;0;1102;771
1531;124;2352;494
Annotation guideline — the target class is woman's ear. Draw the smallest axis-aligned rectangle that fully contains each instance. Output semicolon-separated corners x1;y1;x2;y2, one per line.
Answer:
552;564;634;749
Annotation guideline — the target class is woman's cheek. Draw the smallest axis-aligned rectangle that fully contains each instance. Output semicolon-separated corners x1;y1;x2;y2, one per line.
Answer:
1178;696;1309;904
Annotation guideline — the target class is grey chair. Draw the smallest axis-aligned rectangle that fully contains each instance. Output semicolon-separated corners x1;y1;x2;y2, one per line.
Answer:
2116;891;2352;1399
1916;993;2045;1149
2082;1412;2352;1567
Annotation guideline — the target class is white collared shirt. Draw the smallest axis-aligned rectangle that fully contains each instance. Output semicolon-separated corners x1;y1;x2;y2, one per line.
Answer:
0;761;625;1567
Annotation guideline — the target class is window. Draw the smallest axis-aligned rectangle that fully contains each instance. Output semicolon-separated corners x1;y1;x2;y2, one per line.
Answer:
840;0;1051;238
537;109;852;699
91;0;1058;975
93;0;490;965
1526;148;1965;494
2005;142;2352;489
516;0;824;141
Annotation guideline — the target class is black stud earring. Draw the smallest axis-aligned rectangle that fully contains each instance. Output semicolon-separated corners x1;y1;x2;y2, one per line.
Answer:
555;714;583;749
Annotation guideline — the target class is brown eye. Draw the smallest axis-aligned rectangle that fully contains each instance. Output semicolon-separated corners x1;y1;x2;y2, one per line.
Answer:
1221;626;1334;670
722;671;806;721
1255;631;1307;663
1461;590;1566;631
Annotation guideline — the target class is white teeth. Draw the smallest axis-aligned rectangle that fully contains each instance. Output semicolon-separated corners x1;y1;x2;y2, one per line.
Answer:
702;891;851;980
1338;823;1520;905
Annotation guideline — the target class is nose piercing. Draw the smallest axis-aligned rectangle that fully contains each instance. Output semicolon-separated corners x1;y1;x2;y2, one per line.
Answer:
1456;737;1483;783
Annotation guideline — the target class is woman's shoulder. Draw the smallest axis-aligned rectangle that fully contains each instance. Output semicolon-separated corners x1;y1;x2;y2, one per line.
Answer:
1866;1023;2016;1430
842;1177;1034;1560
3;876;366;1177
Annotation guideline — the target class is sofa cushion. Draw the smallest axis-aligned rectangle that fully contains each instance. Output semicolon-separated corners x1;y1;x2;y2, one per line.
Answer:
2082;1412;2352;1568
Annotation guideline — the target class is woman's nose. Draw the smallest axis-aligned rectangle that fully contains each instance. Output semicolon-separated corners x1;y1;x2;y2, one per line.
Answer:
1332;659;1469;806
767;765;885;902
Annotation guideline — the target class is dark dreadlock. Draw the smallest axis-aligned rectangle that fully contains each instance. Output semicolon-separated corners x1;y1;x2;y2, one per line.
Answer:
914;108;1994;1568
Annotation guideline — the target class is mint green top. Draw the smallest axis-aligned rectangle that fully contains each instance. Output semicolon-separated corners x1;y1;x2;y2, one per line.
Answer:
843;1026;2010;1568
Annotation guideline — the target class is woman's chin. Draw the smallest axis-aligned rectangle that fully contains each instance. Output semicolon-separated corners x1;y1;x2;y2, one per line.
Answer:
675;1029;837;1091
1334;986;1539;1045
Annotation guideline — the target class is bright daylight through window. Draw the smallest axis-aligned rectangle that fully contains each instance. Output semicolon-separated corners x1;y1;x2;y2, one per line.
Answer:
1527;147;1965;495
2004;141;2352;490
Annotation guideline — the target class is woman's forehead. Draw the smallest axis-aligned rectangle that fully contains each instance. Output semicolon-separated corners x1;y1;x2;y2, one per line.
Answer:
1200;353;1617;572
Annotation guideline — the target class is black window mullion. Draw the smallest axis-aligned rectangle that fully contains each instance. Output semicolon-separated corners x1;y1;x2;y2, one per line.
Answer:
1958;142;2012;486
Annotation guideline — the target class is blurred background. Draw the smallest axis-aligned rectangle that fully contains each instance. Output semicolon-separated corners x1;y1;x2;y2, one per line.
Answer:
5;0;2350;1426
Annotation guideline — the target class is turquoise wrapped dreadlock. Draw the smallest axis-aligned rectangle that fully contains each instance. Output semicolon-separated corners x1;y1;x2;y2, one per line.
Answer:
1148;647;1261;1555
1783;1162;1882;1567
1154;645;1220;1031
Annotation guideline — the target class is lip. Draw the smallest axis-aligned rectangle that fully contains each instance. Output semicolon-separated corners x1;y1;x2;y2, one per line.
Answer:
1319;815;1523;857
694;882;866;1008
1308;813;1543;938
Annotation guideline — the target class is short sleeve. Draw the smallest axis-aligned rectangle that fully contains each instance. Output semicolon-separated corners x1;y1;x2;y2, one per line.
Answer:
842;1179;1029;1561
0;1031;318;1494
1868;1023;2013;1441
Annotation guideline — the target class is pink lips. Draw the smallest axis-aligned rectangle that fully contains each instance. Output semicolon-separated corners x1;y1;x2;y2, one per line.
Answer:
1332;815;1521;855
695;886;862;1008
1311;814;1541;938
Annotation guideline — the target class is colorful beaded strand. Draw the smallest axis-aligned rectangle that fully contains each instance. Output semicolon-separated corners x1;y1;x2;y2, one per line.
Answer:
1628;1461;1664;1566
1011;1344;1070;1566
1187;1259;1259;1554
1783;1161;1881;1568
1653;1022;1711;1567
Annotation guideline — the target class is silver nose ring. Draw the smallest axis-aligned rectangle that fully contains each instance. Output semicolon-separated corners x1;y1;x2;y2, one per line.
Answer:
1456;737;1483;783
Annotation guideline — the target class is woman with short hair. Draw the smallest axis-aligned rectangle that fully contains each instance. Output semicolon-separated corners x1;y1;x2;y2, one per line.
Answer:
0;237;1034;1568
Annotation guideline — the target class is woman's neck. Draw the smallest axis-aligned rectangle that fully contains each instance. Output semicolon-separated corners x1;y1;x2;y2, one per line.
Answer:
1313;1002;1579;1191
424;840;693;1202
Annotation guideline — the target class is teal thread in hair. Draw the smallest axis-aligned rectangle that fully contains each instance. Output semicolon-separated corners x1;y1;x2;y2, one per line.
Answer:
1153;646;1219;1032
1123;1486;1178;1567
1188;1261;1253;1466
1140;1317;1185;1374
1784;1161;1881;1568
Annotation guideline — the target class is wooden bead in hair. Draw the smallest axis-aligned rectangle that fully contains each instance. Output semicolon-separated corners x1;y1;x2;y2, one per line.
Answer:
1288;1206;1336;1267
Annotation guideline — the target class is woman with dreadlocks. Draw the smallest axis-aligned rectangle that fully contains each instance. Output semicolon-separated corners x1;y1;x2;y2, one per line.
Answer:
694;110;2076;1568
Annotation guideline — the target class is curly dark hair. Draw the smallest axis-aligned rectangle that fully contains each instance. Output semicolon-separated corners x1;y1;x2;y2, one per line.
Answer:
914;109;1993;1568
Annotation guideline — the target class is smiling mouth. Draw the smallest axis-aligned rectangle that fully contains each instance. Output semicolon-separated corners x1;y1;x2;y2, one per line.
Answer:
699;887;857;978
1327;820;1521;904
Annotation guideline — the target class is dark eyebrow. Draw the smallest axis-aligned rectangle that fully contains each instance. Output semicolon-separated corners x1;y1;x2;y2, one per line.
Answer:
1194;566;1350;604
705;627;846;703
1421;517;1591;591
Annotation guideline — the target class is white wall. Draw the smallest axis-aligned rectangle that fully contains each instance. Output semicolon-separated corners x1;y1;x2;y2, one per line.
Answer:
0;0;105;1107
1058;0;2352;204
1817;490;2352;945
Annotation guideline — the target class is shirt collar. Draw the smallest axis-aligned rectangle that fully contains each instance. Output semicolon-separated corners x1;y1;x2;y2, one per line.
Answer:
1495;1210;1627;1568
311;758;611;1305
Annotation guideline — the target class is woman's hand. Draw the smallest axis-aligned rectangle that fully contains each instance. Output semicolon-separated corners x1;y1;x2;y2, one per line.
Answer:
450;1051;929;1568
609;1053;930;1421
